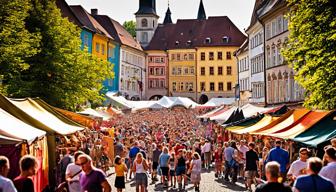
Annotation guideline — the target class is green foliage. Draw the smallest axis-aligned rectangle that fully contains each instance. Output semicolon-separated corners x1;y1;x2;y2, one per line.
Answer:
0;0;114;110
123;20;136;38
283;0;336;110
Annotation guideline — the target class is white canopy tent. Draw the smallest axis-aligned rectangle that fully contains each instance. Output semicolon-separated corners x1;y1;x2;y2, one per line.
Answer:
241;104;274;118
0;108;46;144
202;97;235;107
210;106;238;121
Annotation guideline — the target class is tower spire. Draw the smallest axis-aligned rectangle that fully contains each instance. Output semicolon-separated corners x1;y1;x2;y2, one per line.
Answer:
163;0;172;24
197;0;206;20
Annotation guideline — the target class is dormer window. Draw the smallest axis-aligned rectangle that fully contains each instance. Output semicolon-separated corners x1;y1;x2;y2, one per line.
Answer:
223;36;230;43
186;40;192;46
205;37;211;44
175;41;179;46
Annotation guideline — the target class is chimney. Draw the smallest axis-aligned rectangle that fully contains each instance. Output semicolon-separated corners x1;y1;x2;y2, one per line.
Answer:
91;9;98;15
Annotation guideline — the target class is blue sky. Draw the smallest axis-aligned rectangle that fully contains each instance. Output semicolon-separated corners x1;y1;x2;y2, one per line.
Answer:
65;0;255;33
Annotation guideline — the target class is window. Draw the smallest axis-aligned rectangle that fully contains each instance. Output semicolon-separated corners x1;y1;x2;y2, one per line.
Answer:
142;32;148;43
184;67;189;75
180;82;184;91
101;44;105;55
95;42;100;53
218;66;223;75
141;18;148;27
272;44;276;67
160;57;164;63
227;82;232;91
83;34;89;47
218;82;223;91
188;53;194;60
177;67;182;75
149;67;154;75
200;67;205;76
277;16;283;34
177;54;181;61
183;54;188;60
266;24;271;39
266;46;271;68
160;68;164;75
223;36;229;43
209;52;214;60
155;68;160;75
283;16;289;31
190;67;195;75
227;66;232;75
218;52;223;60
210;82;215;91
149;80;153;88
201;52;205;60
172;82;177;91
200;82;206;91
155;80;160;88
209;67;214;75
172;67;176;75
160;80;164;88
187;82;193;91
171;54;176;61
205;37;211;44
108;46;114;58
226;51;231;60
272;20;276;37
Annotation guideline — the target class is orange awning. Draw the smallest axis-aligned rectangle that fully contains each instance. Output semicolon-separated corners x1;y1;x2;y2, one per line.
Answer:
269;110;332;139
255;109;310;135
232;115;279;134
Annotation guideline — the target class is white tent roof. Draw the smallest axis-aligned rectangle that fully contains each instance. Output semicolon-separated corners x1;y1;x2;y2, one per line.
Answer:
210;106;238;121
198;106;225;118
0;108;46;144
79;108;113;120
202;98;235;107
241;104;273;118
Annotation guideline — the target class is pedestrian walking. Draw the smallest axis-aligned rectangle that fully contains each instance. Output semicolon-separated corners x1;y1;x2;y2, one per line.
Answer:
0;156;17;192
189;152;202;192
114;156;128;192
151;143;162;182
255;161;292;192
169;152;176;188
175;149;187;191
319;146;336;189
214;143;224;178
14;155;38;192
129;141;141;179
287;148;309;185
65;151;84;192
266;140;289;182
245;142;259;192
78;154;111;192
294;157;334;192
224;141;239;183
202;139;211;169
159;147;170;187
132;153;149;192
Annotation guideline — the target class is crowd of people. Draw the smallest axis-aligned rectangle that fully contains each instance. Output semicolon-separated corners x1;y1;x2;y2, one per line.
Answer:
0;107;335;192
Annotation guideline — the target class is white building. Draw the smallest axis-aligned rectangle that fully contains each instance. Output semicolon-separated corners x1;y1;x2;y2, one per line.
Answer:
235;40;251;105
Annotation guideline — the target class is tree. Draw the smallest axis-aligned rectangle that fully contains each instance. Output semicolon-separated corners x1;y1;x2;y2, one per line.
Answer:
0;0;114;110
0;0;40;95
123;20;136;38
283;0;336;110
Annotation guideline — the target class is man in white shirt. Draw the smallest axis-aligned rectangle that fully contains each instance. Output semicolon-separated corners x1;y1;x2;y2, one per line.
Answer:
319;146;336;189
287;148;309;183
238;140;249;179
66;151;84;192
0;156;17;192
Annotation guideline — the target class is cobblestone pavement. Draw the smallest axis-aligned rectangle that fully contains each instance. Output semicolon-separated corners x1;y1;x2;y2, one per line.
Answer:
107;168;253;192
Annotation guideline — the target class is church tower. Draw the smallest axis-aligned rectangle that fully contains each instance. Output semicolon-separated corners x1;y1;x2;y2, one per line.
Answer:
135;0;159;48
197;0;206;20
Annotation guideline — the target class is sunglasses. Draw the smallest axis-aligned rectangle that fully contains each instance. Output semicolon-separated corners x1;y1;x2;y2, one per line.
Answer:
79;160;88;166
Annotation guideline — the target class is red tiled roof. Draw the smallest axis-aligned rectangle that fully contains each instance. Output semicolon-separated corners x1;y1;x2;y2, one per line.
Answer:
146;16;246;50
69;5;113;40
94;15;142;51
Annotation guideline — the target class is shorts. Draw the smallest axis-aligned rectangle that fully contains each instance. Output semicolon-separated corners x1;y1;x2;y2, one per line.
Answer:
244;170;257;179
204;152;211;161
161;167;169;176
152;162;159;170
175;166;186;176
115;176;125;189
135;173;148;186
170;170;175;176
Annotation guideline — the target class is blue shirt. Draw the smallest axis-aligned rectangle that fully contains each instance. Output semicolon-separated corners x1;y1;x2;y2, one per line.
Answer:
266;146;289;173
159;153;170;167
224;147;235;162
294;174;335;192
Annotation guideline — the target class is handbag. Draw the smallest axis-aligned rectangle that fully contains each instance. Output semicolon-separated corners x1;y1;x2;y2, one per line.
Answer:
55;169;82;192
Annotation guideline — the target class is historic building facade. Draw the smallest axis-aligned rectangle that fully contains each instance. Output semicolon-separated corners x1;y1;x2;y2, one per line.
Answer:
259;0;304;105
235;40;251;105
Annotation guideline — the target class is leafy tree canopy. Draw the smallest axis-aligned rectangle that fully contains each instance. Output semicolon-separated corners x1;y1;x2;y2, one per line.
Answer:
0;0;114;110
283;0;336;110
123;20;136;38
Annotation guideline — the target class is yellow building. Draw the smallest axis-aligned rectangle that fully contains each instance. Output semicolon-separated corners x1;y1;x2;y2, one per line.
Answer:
197;46;239;103
168;49;196;99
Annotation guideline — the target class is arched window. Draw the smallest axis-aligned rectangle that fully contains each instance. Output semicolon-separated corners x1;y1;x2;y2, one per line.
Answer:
283;71;289;101
272;44;276;67
267;73;272;103
141;18;148;27
266;45;271;69
289;71;295;101
142;32;148;43
277;40;282;65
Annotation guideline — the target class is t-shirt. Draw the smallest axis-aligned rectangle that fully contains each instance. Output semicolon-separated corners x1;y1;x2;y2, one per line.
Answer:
319;161;336;189
129;146;140;159
65;163;82;192
287;159;307;177
224;147;235;162
266;147;289;173
238;145;249;160
245;149;259;171
255;182;292;192
115;142;124;156
152;149;162;163
115;163;127;177
159;153;170;167
79;169;107;192
13;176;34;192
0;175;17;192
294;174;334;192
